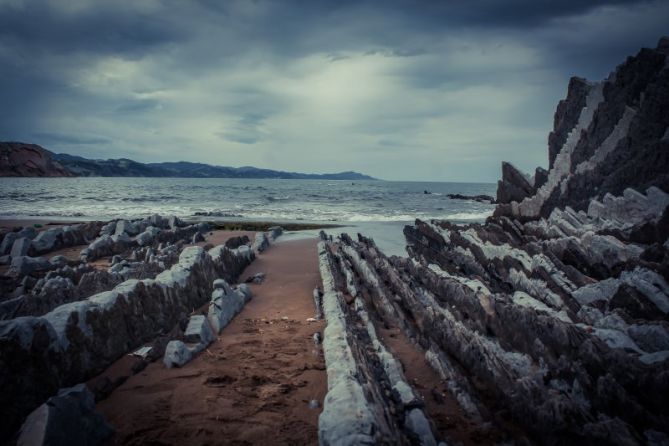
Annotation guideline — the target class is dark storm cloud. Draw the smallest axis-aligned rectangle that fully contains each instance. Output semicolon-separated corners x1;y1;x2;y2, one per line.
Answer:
0;1;182;55
0;0;667;180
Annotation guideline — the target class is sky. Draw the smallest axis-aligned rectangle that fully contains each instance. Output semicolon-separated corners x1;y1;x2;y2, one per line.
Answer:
1;0;667;181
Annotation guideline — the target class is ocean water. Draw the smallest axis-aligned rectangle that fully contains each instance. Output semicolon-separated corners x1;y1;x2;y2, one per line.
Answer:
0;177;496;255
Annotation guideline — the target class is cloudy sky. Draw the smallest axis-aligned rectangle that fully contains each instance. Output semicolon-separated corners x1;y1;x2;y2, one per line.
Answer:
1;0;667;181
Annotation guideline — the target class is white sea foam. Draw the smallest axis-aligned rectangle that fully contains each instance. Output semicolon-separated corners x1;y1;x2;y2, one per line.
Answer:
0;177;496;224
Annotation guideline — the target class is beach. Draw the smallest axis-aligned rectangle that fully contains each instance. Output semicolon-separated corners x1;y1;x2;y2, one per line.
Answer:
96;237;327;445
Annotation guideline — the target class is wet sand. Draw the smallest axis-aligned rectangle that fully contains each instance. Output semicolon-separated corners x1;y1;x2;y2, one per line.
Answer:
97;237;326;446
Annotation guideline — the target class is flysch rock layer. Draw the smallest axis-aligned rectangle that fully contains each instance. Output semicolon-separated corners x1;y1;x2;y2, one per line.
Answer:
496;38;669;220
0;217;215;320
317;234;441;446
318;39;669;446
0;243;254;441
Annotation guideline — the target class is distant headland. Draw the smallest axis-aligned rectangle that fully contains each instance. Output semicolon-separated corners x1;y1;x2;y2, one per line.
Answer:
0;142;376;180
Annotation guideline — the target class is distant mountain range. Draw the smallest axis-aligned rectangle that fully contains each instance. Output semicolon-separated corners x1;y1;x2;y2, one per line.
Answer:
0;142;376;180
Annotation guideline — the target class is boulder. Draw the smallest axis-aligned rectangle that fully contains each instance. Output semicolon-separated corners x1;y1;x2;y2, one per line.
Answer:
163;340;193;369
10;237;32;257
245;272;265;284
0;232;18;255
192;232;205;244
213;278;232;292
80;235;115;261
168;216;183;229
149;214;167;229
9;256;52;276
183;315;214;347
31;228;63;254
252;232;269;252
208;281;252;334
50;255;68;269
99;221;116;236
17;384;114;446
237;284;252;300
268;226;283;240
114;220;132;236
17;227;38;240
496;162;535;204
224;235;250;249
135;227;160;247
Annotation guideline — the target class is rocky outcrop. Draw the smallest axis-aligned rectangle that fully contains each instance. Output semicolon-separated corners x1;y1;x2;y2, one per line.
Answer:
251;227;282;253
17;384;113;446
497;38;669;220
252;232;269;252
447;193;495;203
0;217;212;321
208;279;251;334
317;40;669;445
318;234;444;445
0;222;102;260
79;216;196;262
496;161;535;204
0;142;73;177
0;242;254;441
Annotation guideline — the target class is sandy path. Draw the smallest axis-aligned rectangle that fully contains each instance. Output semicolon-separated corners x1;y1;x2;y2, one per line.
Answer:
97;238;326;446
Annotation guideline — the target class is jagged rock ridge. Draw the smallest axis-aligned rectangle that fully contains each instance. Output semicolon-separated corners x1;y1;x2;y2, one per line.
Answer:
317;38;669;445
497;37;669;220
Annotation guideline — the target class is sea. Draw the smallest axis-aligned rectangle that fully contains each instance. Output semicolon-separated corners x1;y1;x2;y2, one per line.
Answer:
0;178;496;256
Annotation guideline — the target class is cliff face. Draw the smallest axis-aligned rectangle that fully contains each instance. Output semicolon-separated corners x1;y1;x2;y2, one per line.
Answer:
497;37;669;220
0;142;73;177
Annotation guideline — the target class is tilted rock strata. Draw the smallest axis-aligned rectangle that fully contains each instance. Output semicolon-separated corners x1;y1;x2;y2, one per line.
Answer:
0;243;254;441
497;38;669;220
318;235;444;445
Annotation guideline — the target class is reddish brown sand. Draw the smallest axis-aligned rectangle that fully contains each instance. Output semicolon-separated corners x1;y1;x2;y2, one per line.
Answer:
97;238;326;446
378;326;493;445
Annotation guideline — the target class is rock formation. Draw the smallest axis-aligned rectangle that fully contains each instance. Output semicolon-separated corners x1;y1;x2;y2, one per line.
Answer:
0;215;255;441
17;384;114;446
317;39;669;445
496;37;669;220
0;142;73;177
